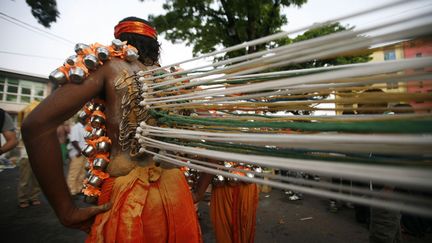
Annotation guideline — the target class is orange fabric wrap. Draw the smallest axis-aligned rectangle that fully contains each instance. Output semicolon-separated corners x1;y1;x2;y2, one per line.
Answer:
97;177;115;205
86;166;202;243
210;184;259;243
114;21;157;39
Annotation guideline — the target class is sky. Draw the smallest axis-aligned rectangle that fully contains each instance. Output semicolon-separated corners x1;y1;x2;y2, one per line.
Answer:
0;0;430;77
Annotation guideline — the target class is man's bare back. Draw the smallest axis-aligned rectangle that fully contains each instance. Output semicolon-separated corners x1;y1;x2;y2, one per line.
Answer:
99;58;157;177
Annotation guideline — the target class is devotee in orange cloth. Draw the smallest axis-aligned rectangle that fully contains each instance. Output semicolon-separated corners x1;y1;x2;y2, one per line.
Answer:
22;17;201;242
194;162;259;243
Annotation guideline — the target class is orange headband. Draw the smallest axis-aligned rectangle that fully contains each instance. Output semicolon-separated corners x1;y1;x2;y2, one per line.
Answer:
114;21;157;39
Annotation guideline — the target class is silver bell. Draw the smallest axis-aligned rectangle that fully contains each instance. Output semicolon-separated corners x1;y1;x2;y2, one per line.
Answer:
68;67;85;84
93;157;108;171
96;46;110;61
74;43;90;54
94;104;105;112
90;115;105;129
93;128;105;137
82;144;96;157
112;39;124;51
78;110;89;123
49;69;67;85
84;161;91;171
86;102;95;112
88;174;103;187
213;175;225;186
65;55;78;66
97;141;111;153
83;54;99;70
254;167;263;173
224;162;233;168
84;130;94;140
125;48;139;62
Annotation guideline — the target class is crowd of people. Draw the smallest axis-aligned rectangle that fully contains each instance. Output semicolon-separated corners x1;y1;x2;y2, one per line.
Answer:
1;106;88;208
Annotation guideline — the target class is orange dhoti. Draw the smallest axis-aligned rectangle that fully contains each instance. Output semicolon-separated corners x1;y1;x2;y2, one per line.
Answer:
86;166;202;243
210;183;259;243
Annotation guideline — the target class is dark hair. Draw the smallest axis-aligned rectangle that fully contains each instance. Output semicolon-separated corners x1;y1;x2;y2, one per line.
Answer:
117;17;160;65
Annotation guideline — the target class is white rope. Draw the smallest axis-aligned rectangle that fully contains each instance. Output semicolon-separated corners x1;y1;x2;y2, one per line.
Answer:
144;57;432;106
164;153;432;205
139;124;432;156
148;73;432;108
140;137;432;189
144;148;432;216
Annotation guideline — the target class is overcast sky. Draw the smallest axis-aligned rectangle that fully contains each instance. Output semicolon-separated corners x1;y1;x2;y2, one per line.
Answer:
0;0;429;77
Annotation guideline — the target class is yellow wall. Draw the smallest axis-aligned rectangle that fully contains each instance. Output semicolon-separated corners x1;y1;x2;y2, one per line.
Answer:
370;44;404;62
335;43;406;115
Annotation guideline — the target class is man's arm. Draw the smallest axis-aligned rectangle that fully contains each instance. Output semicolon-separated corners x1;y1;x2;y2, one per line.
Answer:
0;111;18;155
21;64;111;231
71;141;82;157
193;172;214;203
0;130;18;155
192;158;220;203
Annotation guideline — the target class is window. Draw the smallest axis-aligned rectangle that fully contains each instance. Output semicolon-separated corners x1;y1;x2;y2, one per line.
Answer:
386;81;399;89
0;76;46;104
416;53;422;57
384;50;396;61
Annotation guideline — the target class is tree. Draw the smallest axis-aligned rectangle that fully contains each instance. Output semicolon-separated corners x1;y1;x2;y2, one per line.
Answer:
148;0;307;59
284;22;371;69
26;0;59;28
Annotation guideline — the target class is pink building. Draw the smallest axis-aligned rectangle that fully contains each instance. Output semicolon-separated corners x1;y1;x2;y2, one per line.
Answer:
403;37;432;113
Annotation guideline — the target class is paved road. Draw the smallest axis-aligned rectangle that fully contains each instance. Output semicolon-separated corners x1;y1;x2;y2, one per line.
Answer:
0;167;430;243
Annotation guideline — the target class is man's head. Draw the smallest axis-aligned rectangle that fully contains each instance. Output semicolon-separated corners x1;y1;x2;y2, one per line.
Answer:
114;17;160;65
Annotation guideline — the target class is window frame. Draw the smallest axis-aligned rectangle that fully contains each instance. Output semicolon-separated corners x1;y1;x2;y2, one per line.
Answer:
0;76;46;104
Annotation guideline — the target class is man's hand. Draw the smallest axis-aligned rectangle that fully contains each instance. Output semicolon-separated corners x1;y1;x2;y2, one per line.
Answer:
59;202;112;233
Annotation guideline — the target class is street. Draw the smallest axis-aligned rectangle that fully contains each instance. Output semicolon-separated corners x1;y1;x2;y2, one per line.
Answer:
0;167;430;243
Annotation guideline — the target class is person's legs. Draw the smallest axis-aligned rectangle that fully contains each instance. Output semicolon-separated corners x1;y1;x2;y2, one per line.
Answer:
17;158;31;206
67;156;86;195
211;185;234;243
369;206;401;243
237;183;259;243
74;156;86;193
29;169;41;204
210;183;259;243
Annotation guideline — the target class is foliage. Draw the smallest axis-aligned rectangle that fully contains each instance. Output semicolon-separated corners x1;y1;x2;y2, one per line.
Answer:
284;22;371;69
147;0;307;59
26;0;59;28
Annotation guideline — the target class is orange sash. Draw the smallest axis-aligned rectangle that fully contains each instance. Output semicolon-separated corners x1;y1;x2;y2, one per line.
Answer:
86;166;202;243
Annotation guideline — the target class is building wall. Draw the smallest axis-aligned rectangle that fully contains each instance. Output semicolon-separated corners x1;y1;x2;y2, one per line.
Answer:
369;43;406;93
370;44;404;62
0;69;50;123
403;37;432;113
335;43;405;115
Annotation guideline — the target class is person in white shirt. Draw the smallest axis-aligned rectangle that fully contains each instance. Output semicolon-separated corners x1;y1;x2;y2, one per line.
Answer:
67;118;87;197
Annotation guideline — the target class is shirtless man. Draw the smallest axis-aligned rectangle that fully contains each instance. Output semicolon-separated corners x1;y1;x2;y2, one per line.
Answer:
22;17;201;242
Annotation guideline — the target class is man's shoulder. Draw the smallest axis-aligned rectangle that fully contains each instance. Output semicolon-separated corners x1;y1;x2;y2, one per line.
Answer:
98;57;136;74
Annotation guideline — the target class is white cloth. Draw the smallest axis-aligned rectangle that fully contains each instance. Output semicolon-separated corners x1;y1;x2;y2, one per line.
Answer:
68;122;86;158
